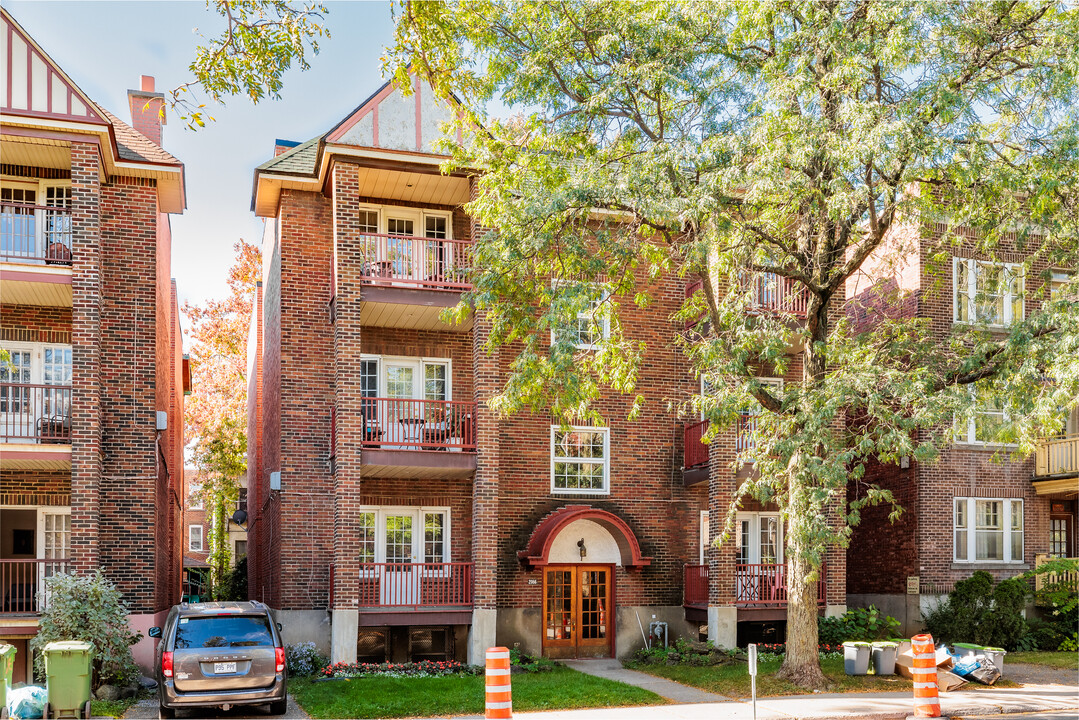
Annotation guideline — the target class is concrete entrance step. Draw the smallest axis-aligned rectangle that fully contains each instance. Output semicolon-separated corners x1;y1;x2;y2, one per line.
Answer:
561;658;730;704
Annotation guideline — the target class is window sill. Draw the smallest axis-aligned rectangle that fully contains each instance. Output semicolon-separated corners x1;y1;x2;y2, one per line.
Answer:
550;489;610;497
950;562;1029;571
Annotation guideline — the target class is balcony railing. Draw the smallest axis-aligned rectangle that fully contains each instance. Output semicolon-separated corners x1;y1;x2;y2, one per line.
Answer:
0;384;72;442
684;564;708;606
1;559;69;614
1034;554;1079;600
358;398;476;451
684;420;709;468
357;233;471;291
683;415;761;468
358;562;474;608
683;562;827;608
1035;435;1079;478
743;272;808;318
1;203;73;264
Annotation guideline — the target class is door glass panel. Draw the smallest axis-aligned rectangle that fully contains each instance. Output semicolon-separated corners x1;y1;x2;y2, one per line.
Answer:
579;570;607;640
1;188;37;258
387;218;415;277
423;512;444;563
760;517;779;564
0;350;32;413
385;515;413;563
358;512;376;564
545;570;573;641
424;364;447;402
736;519;751;564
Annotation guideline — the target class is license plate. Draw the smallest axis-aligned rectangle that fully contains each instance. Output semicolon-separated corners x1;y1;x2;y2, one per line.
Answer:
213;662;237;674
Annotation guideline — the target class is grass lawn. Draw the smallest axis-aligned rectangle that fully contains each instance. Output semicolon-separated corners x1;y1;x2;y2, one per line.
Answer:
629;657;1018;698
1006;651;1079;669
291;666;666;719
90;697;141;718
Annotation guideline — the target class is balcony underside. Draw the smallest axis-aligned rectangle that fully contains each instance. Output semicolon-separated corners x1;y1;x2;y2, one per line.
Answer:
1032;476;1079;497
0;264;72;306
358;607;473;626
360;287;472;331
0;444;71;470
683;604;826;624
362;449;476;480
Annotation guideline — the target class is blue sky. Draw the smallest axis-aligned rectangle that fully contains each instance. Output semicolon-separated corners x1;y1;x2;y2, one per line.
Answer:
6;0;398;314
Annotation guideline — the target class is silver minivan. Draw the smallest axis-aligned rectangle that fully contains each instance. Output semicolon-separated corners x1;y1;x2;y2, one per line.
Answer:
149;601;287;718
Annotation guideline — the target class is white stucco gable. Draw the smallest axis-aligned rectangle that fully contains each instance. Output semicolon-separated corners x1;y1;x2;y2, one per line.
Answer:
328;75;458;154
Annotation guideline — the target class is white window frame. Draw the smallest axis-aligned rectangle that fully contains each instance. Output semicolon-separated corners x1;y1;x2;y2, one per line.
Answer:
550;282;611;350
958;385;1014;446
953;257;1024;327
953;497;1024;564
355;506;452;576
359;354;453;401
355;203;454;240
189;524;204;552
735;512;784;565
188;482;203;510
738;378;783;450
0;179;73;262
550;425;611;495
0;342;73;385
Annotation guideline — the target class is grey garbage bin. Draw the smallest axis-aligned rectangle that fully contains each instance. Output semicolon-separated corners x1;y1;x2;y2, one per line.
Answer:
843;641;871;675
872;641;898;675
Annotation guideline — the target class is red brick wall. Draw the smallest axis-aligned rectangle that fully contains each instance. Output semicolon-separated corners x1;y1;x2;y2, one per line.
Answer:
246;283;264;598
846;458;918;594
0;472;71;506
255;217;282;605
0;305;72;340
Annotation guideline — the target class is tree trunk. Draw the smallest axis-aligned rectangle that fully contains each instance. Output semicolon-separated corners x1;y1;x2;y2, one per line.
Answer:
777;522;827;688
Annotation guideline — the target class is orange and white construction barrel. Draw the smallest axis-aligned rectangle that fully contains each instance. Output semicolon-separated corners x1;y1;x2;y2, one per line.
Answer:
911;633;941;718
485;646;512;719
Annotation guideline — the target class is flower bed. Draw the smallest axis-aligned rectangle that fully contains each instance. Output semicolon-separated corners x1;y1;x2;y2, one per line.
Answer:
320;660;480;679
754;643;844;661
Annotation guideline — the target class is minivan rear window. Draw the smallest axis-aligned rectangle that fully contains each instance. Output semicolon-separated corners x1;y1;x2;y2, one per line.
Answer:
173;615;275;649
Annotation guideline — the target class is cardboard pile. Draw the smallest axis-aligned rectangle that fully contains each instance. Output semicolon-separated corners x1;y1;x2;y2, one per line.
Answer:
895;645;969;692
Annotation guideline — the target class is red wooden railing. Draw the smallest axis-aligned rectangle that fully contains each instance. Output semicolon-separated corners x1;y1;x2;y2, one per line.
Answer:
684;420;709;468
356;232;472;291
358;562;473;607
735;563;827;606
684;564;708;606
0;384;72;442
1;559;69;614
743;272;808;317
1;203;73;264
683;563;827;608
359;398;476;450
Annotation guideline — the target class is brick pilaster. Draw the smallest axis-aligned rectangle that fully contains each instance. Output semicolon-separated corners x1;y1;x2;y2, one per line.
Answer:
332;163;365;607
69;141;102;575
706;446;736;606
470;175;500;610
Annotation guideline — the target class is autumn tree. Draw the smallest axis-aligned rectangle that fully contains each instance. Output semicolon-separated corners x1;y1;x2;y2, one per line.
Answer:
184;240;261;593
386;0;1079;686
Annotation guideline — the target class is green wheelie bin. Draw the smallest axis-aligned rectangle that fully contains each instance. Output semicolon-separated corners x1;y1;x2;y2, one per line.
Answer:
42;641;93;720
0;642;16;720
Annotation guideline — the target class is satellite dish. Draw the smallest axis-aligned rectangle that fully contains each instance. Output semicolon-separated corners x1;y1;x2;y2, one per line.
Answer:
231;509;248;526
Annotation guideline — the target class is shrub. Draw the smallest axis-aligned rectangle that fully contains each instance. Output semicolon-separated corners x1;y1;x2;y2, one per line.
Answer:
818;606;901;644
1022;558;1079;651
508;647;558;672
923;570;1029;650
286;641;329;677
215;555;248;601
30;572;140;689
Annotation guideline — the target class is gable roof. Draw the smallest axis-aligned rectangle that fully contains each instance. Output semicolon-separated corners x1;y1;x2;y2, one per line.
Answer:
1;7;108;125
256;135;323;177
101;109;182;166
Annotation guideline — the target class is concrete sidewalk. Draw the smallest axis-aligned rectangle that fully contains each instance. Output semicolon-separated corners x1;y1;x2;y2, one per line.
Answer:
503;684;1079;720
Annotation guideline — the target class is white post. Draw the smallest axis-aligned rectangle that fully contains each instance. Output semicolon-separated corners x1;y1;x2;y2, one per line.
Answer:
748;643;757;720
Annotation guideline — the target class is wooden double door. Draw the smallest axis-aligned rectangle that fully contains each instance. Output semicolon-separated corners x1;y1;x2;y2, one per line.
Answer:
542;565;612;658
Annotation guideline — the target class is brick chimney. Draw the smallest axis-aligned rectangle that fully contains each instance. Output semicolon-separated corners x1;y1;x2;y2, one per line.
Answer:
274;139;300;157
128;75;166;147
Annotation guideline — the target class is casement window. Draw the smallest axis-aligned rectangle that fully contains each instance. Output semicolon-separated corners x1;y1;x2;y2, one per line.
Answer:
189;525;204;552
954;258;1023;326
738;378;783;450
551;283;611;349
355;507;451;566
1050;270;1075;302
189;483;203;510
959;385;1010;445
551;426;610;494
954;498;1023;563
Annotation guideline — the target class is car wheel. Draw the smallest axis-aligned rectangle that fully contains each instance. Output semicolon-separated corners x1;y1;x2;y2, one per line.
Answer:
269;699;288;716
158;704;176;719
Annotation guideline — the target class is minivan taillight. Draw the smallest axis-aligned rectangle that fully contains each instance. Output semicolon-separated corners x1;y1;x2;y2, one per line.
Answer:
275;647;285;673
162;651;173;678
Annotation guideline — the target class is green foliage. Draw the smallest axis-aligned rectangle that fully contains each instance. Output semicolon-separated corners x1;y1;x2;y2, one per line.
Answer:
31;572;140;689
1059;633;1079;652
215;555;249;602
286;641;330;677
1020;558;1079;650
923;571;1030;650
630;638;744;667
388;0;1079;683
508;647;558;672
817;606;901;645
173;1;330;129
